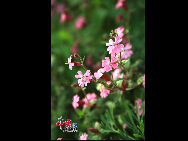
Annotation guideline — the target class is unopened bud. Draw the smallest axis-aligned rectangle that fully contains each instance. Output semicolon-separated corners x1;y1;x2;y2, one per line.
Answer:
78;100;85;105
72;62;81;66
122;80;128;93
101;72;110;81
87;128;101;135
71;83;82;90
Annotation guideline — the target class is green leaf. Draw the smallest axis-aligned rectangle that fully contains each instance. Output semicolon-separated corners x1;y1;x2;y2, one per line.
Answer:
137;76;143;85
133;134;142;138
90;99;97;105
118;129;129;140
122;58;130;69
74;108;84;117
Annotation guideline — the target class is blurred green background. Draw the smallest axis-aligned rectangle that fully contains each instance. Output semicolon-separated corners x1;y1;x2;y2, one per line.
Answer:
51;0;145;140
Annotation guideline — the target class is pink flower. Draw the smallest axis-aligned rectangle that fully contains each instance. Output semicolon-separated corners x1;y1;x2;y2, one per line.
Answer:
80;133;88;140
94;68;105;79
92;61;101;70
115;13;123;23
106;36;124;55
72;94;80;108
65;56;74;70
121;43;133;60
115;0;128;10
75;16;86;29
55;3;66;13
102;57;118;72
115;0;125;9
51;0;56;6
85;55;93;66
100;85;110;98
82;93;97;108
111;68;122;79
114;26;125;38
71;40;79;54
134;99;144;116
142;74;145;88
75;70;92;87
60;12;71;23
122;123;127;129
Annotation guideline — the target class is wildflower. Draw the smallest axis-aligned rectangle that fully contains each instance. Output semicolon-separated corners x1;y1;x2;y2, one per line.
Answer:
115;0;128;10
65;56;74;70
71;41;79;54
72;94;80;108
102;57;118;72
121;43;133;60
92;61;101;70
60;12;71;23
100;85;110;98
82;93;97;108
111;68;122;79
80;133;88;140
115;13;123;23
114;26;125;38
55;3;66;13
51;0;56;6
85;55;93;66
75;16;86;29
75;70;92;87
106;36;124;55
122;123;127;129
94;68;105;79
134;99;144;116
142;74;145;88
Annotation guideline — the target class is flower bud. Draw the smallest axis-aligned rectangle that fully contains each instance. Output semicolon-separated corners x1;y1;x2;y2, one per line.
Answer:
87;128;101;135
72;62;81;66
71;83;82;90
78;100;85;105
101;72;110;81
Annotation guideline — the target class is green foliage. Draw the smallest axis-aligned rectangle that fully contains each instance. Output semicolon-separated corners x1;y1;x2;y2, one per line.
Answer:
51;0;145;140
100;102;145;140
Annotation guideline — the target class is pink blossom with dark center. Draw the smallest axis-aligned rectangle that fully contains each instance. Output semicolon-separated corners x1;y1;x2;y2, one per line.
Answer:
75;16;86;29
75;70;92;87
